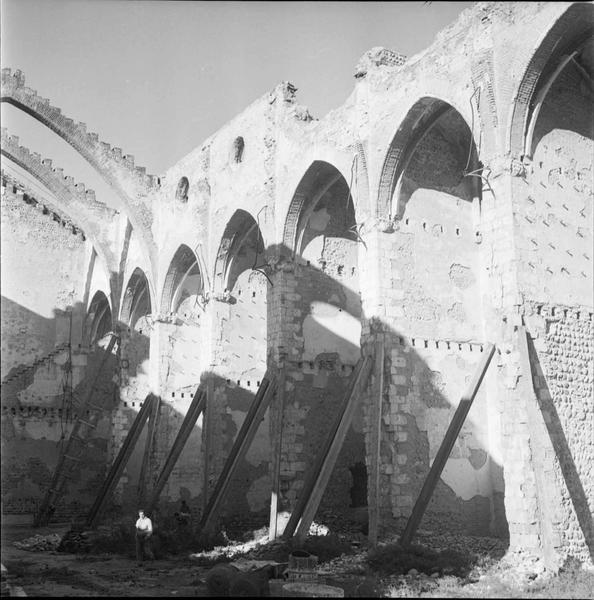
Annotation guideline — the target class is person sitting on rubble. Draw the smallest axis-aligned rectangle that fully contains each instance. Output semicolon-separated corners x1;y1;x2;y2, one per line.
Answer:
135;509;154;564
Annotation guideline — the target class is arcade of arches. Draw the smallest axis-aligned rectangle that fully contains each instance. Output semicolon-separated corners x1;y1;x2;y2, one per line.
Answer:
1;2;592;569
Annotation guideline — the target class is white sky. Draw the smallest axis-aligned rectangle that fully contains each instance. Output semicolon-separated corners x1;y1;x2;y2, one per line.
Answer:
2;0;472;191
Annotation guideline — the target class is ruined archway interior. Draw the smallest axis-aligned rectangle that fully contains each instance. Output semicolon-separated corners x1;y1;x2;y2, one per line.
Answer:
114;269;153;509
86;291;112;347
209;210;270;523
511;20;594;558
386;103;507;537
1;3;593;578
280;161;366;526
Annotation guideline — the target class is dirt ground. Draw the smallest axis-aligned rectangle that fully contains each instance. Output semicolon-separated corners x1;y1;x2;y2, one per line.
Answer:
1;520;211;597
3;517;593;599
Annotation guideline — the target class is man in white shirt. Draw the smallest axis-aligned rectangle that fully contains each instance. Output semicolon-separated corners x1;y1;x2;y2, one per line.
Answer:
135;509;154;563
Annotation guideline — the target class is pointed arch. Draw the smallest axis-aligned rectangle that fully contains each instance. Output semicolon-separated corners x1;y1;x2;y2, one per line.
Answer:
214;209;265;294
86;290;112;346
377;97;480;222
1;69;158;269
283;160;357;258
507;2;594;157
120;268;152;328
160;244;204;314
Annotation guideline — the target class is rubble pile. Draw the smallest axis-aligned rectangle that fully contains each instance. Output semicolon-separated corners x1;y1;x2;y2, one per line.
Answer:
13;533;62;552
406;532;507;559
57;530;92;553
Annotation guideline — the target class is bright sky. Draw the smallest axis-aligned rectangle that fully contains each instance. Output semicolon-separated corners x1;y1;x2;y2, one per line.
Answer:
2;0;472;185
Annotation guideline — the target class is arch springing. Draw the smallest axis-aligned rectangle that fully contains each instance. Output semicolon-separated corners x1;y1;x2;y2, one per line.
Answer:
161;245;204;315
86;290;112;345
121;268;151;329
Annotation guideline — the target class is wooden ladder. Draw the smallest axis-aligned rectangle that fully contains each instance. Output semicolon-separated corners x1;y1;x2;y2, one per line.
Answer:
283;355;374;543
34;334;119;527
199;375;277;533
399;342;495;547
146;386;206;514
86;394;160;528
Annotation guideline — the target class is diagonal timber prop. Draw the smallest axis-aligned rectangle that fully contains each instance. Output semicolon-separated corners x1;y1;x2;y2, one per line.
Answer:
86;394;158;528
399;342;495;548
147;386;206;514
199;375;277;533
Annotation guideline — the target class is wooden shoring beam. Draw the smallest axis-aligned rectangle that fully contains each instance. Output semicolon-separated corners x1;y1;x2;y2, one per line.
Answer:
293;355;374;543
146;387;206;514
268;363;286;541
199;375;277;533
86;395;156;527
282;356;367;540
399;343;495;548
368;339;385;547
136;395;161;506
203;375;215;513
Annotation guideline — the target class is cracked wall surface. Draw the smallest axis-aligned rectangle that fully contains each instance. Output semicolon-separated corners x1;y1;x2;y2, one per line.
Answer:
1;0;592;567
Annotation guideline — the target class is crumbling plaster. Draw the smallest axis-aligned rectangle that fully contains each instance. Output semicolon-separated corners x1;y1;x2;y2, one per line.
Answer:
1;0;592;566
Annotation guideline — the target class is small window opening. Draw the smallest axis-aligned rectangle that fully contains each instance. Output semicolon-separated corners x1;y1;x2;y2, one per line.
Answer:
176;176;189;202
233;136;245;163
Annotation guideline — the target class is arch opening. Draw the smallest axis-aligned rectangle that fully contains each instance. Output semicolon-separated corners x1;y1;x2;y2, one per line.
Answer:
507;2;594;158
121;268;152;331
86;290;112;346
161;245;204;318
505;4;594;561
214;209;265;294
176;177;189;203
378;101;505;536
280;160;365;519
379;99;480;223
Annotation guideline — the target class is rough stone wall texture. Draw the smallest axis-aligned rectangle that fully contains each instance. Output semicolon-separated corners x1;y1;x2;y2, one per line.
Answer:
1;0;592;567
522;304;594;566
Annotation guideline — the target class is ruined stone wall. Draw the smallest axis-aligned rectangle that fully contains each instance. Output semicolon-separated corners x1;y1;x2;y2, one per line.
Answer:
0;180;113;517
2;0;592;566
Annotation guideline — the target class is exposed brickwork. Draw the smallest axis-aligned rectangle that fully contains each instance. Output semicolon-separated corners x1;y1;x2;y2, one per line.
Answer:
1;2;592;567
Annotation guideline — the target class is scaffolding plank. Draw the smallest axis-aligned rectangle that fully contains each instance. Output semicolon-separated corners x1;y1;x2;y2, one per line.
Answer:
399;343;495;548
293;355;374;543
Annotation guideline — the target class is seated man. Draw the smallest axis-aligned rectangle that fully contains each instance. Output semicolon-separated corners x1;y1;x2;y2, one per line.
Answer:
135;509;154;564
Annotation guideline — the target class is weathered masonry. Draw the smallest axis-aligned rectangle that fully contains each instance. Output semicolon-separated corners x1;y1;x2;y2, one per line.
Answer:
1;1;592;569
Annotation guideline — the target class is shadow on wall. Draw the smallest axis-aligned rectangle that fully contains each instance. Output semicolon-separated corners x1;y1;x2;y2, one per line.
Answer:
526;335;594;561
263;243;508;539
1;256;514;539
530;40;594;158
1;301;120;520
10;253;592;547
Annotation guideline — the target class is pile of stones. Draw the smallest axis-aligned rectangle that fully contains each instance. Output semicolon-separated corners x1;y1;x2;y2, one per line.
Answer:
57;529;92;553
13;533;62;552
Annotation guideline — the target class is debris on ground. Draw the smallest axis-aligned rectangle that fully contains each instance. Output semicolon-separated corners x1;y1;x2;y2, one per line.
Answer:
57;530;93;554
13;533;62;552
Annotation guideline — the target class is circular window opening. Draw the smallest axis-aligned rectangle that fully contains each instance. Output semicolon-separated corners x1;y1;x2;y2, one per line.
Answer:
176;176;189;202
